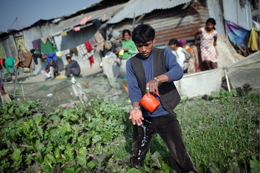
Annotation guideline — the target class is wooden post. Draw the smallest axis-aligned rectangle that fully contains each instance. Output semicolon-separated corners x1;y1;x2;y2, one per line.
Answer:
224;68;231;92
132;13;135;31
21;84;25;100
13;69;18;98
135;14;145;23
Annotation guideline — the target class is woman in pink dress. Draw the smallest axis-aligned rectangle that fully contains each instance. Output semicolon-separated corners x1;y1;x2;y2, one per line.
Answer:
194;18;218;70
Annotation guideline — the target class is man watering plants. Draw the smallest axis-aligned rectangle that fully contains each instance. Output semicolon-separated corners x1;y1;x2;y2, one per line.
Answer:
126;24;197;173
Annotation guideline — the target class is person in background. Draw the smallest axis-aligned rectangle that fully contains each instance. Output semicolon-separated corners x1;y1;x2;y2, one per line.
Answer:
117;29;138;61
169;38;190;73
195;18;218;70
41;57;56;80
110;29;122;51
179;39;192;53
127;24;197;172
110;29;123;66
65;56;81;77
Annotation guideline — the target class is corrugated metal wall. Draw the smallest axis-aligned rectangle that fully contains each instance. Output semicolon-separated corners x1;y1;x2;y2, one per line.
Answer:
113;2;209;46
1;34;17;58
207;0;225;35
223;0;253;30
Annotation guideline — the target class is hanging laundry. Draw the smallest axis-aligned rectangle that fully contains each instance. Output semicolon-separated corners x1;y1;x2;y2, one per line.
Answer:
30;49;35;54
252;21;259;30
74;26;81;31
89;35;98;46
41;37;48;44
42;53;47;59
0;59;3;67
30;49;42;65
77;44;95;61
40;39;58;53
225;20;250;49
46;53;58;63
94;19;105;39
69;47;78;57
95;42;104;52
61;31;68;36
88;31;105;52
80;16;92;25
5;57;15;74
30;58;35;71
17;47;26;62
32;54;42;65
47;37;55;47
84;41;94;68
56;51;62;58
247;28;259;51
94;31;105;43
22;51;33;68
47;58;57;70
77;44;88;60
32;39;41;52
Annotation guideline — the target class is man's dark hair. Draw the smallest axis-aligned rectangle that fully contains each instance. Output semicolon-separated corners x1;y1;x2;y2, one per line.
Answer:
132;24;155;43
206;18;216;26
168;38;180;46
122;29;131;37
66;56;71;60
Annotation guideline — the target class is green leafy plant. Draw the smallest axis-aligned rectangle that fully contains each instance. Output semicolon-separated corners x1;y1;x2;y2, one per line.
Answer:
0;92;258;172
210;89;237;99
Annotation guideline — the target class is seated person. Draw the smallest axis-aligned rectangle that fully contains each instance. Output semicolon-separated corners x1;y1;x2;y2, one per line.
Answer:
65;56;80;77
169;38;190;73
41;60;56;80
179;39;192;53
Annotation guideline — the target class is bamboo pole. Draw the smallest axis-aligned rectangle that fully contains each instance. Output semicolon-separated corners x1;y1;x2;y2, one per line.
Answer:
132;13;135;31
224;68;231;92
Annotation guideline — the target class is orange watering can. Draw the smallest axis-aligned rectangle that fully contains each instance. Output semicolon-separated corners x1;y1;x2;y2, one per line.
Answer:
139;92;160;113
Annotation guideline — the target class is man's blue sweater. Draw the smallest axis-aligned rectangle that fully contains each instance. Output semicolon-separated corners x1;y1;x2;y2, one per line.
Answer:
126;47;183;117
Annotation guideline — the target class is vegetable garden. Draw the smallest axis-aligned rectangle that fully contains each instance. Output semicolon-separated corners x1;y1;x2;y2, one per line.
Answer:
0;88;259;173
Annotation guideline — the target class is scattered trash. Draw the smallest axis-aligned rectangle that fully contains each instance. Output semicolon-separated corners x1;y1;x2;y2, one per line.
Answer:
47;93;53;97
71;77;76;83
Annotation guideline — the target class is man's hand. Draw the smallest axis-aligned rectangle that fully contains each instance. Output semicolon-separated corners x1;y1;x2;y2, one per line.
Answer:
146;79;159;97
129;108;144;126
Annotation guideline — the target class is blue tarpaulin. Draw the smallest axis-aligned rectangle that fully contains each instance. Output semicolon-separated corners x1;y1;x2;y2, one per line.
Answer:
225;20;250;49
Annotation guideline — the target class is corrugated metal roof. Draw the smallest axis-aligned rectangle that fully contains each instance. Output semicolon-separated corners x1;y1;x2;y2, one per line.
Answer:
108;0;191;24
54;3;125;33
113;2;209;45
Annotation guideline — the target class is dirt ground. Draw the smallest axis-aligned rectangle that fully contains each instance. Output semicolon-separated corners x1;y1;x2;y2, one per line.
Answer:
4;66;103;84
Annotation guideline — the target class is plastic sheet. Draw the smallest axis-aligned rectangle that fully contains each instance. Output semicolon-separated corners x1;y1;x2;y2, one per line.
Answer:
227;51;259;89
3;76;129;107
